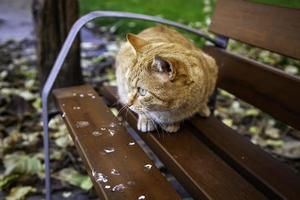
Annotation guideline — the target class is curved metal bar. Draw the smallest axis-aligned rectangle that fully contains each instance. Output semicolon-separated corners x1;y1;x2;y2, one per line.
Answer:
42;11;222;200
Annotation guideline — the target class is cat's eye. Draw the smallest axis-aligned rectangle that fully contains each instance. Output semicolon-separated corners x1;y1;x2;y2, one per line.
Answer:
138;87;147;96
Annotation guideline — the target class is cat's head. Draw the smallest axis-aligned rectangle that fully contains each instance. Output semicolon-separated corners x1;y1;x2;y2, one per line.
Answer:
124;33;203;114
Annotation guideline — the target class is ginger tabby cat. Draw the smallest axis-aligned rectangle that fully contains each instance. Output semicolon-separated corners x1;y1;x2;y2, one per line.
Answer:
116;26;218;133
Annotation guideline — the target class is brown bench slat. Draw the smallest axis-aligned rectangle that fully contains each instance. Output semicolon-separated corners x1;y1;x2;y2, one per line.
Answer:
101;86;267;200
189;115;300;200
204;46;300;131
209;0;300;59
53;85;181;200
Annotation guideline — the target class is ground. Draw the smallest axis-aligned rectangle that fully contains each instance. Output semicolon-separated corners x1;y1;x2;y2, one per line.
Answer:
0;0;300;199
0;0;33;43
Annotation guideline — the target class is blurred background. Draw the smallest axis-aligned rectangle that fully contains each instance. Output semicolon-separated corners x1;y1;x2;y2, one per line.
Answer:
0;0;300;199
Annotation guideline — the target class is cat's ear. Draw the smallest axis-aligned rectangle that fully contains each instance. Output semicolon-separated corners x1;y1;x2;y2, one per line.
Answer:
152;55;175;81
127;33;148;54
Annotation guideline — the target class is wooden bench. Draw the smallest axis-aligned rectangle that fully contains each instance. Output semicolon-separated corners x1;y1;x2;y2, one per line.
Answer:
52;0;300;199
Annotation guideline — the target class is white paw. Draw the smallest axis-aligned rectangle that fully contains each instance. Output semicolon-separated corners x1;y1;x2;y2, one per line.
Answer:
161;123;180;133
137;115;156;132
198;106;211;117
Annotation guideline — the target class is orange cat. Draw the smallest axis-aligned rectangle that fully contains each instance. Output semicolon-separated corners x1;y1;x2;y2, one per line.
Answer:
116;26;218;133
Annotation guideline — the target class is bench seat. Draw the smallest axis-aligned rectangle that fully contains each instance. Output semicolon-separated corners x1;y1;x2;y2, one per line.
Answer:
53;84;300;199
53;85;181;200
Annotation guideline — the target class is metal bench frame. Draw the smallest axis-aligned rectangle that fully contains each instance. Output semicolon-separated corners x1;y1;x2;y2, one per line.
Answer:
41;11;227;200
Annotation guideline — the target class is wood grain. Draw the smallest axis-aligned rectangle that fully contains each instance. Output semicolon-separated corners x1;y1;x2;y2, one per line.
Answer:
210;0;300;59
189;115;300;200
53;85;181;200
204;46;300;130
101;86;266;200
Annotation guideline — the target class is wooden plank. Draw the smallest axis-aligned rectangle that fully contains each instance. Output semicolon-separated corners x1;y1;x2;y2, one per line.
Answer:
204;46;300;130
210;0;300;59
101;86;267;200
53;85;181;200
189;115;300;200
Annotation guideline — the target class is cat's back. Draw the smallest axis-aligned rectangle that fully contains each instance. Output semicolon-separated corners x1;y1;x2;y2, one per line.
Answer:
138;26;195;49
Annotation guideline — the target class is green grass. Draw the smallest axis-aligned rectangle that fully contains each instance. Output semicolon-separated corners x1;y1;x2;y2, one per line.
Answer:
79;0;215;45
79;0;300;22
80;0;214;24
79;0;300;44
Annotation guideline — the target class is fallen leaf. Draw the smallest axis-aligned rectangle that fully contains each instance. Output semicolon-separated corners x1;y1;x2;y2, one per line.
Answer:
110;107;118;117
0;174;19;189
265;127;280;139
3;152;43;175
5;186;36;200
55;135;73;148
2;130;22;151
244;108;259;117
2;88;37;101
222;118;233;127
284;65;298;75
53;167;93;191
274;141;300;159
265;139;284;148
230;101;243;113
249;126;258;135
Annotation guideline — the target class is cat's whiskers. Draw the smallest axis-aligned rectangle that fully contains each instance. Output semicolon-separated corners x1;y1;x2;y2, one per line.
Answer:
159;123;167;138
120;104;129;114
125;107;130;122
117;104;129;117
116;104;133;129
143;112;162;138
149;115;161;138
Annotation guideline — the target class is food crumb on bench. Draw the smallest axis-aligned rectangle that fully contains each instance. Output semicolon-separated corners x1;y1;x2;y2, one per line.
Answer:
128;141;135;146
92;130;102;136
75;120;89;128
108;129;116;136
110;168;120;176
109;122;117;128
144;164;152;171
138;195;146;200
127;181;135;186
103;146;115;154
111;183;126;192
93;171;108;183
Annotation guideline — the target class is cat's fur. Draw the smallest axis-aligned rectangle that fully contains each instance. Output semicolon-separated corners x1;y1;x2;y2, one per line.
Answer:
116;26;218;133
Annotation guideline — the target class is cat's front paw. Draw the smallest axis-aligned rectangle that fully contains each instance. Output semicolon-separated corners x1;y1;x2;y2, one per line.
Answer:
198;105;211;117
137;115;156;132
161;123;180;133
